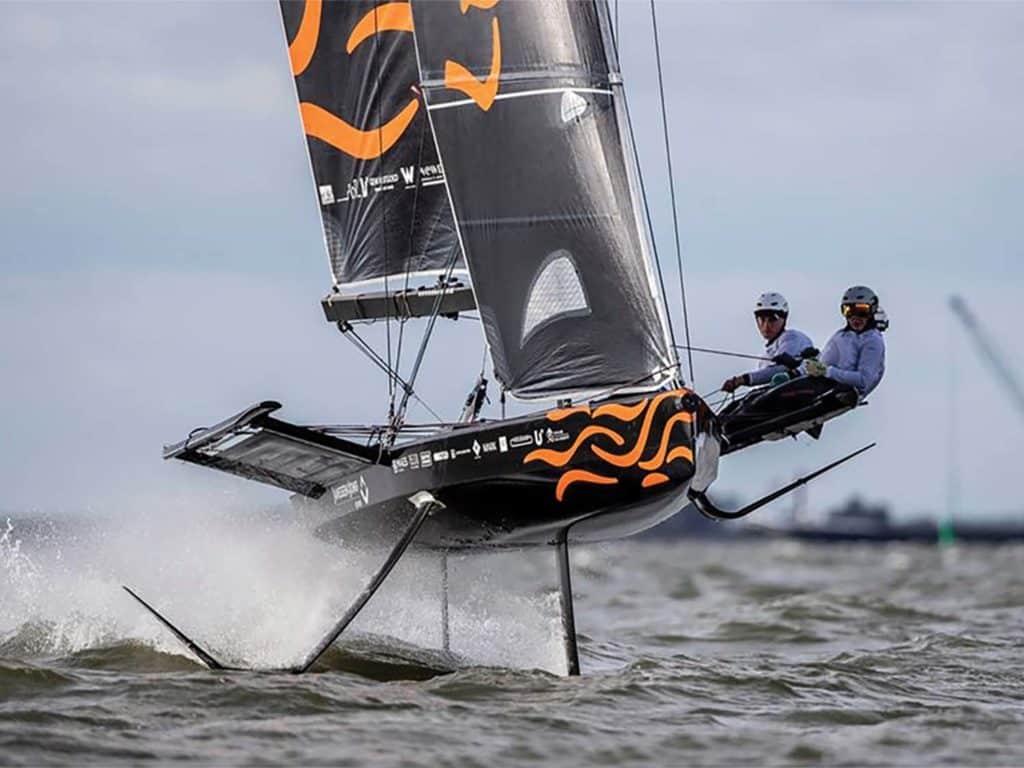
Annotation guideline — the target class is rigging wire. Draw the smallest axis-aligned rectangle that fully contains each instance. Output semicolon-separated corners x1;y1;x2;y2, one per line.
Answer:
389;247;462;434
673;344;773;363
393;86;433;395
371;8;396;416
611;0;679;383
340;324;445;423
650;0;695;387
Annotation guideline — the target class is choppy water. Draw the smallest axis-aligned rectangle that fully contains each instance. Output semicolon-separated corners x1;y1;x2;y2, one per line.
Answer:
2;511;1024;766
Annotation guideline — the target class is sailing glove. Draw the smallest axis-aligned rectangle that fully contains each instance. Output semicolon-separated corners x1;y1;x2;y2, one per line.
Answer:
802;359;828;377
721;375;749;393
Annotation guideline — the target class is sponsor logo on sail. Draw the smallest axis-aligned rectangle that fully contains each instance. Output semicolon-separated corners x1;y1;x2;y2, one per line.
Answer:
533;429;545;446
433;450;450;462
498;436;508;452
358;475;369;506
472;440;482;460
419;451;433;468
482;441;497;453
408;452;420;470
318;184;335;205
509;434;534;449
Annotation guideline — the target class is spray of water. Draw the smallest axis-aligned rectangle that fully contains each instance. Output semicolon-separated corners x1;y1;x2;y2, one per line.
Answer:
0;500;567;673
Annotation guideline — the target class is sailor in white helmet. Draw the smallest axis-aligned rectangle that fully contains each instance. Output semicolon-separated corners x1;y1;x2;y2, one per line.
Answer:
722;292;816;393
803;285;886;397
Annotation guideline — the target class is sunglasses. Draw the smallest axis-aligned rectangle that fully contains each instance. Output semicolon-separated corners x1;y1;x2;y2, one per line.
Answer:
842;303;873;318
754;311;785;322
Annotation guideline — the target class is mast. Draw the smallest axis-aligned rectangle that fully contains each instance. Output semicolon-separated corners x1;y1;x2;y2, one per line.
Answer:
409;0;678;401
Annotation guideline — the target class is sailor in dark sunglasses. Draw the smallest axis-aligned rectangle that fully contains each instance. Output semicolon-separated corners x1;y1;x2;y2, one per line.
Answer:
803;285;887;397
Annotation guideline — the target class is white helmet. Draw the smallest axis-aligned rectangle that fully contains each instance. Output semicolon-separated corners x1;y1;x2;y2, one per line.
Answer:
754;292;789;315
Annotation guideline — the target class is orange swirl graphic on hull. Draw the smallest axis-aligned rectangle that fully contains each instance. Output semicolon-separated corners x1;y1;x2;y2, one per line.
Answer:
524;426;624;468
589;391;683;468
556;470;617;502
523;389;696;502
547;405;591;422
594;400;649;421
638;412;695;471
642;473;670;488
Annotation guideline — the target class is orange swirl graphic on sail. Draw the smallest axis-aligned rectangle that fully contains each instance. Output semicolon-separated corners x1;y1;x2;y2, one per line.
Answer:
556;470;617;502
524;426;624;468
444;16;502;111
289;1;419;160
300;100;419;161
347;3;414;54
288;0;322;77
461;0;500;10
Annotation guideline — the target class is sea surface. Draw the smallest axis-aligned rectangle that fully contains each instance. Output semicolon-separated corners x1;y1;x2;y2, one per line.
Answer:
2;511;1023;766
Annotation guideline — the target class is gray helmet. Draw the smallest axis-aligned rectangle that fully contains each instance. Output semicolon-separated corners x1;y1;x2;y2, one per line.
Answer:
840;285;879;312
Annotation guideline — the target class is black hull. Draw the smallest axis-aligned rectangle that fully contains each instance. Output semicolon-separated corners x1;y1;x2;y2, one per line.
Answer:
718;377;859;455
310;389;713;548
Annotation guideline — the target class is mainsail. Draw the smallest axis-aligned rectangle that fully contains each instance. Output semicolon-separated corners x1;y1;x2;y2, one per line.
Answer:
280;0;471;322
409;0;677;399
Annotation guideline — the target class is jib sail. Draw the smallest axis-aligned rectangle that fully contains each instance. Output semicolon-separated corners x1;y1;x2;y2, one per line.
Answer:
409;0;676;399
280;0;471;322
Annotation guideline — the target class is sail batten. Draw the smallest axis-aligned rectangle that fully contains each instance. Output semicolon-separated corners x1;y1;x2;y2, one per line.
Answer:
410;0;677;399
279;0;468;320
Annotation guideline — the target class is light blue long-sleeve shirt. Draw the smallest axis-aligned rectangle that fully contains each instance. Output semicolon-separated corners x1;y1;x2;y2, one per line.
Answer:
745;327;816;386
820;327;886;396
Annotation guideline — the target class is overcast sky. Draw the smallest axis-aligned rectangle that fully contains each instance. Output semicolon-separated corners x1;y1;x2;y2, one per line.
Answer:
2;1;1023;521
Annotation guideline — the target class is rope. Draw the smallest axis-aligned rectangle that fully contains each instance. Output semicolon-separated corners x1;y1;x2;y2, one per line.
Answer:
650;0;695;386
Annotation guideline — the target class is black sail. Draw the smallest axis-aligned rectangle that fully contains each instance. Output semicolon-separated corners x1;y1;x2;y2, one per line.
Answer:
409;0;676;399
280;0;463;304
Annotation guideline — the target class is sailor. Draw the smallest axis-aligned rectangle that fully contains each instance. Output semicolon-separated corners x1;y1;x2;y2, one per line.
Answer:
803;285;886;397
721;292;815;393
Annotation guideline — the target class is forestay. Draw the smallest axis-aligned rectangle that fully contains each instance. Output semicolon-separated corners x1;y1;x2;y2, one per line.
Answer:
409;0;677;399
280;0;471;321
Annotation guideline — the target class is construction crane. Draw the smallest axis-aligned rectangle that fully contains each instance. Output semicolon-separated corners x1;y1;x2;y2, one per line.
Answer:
949;295;1024;417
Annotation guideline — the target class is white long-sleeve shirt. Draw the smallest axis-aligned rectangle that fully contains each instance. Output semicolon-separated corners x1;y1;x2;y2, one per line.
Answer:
744;328;816;386
820;327;886;396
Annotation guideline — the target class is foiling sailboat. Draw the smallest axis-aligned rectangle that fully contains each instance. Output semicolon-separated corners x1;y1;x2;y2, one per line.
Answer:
126;0;870;675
